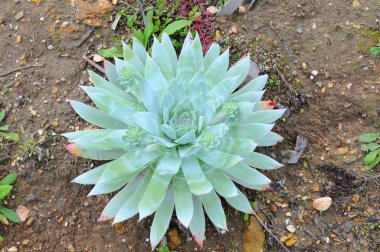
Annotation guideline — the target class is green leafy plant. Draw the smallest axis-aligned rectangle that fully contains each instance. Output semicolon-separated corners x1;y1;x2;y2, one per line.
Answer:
0;111;19;142
0;173;20;241
64;34;285;249
359;133;380;170
99;0;196;59
156;246;177;252
370;43;380;56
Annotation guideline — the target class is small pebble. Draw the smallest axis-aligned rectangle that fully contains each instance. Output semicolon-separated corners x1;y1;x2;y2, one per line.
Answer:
312;22;317;29
296;27;303;34
47;44;54;50
286;225;296;233
316;81;323;88
7;247;18;252
25;194;36;203
61;21;69;28
312;70;318;75
14;11;24;20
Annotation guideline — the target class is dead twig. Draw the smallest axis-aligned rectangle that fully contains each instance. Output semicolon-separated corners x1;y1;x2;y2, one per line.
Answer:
82;55;105;74
77;27;95;48
252;39;270;61
355;173;380;184
0;64;45;78
138;0;147;27
251;211;291;252
268;22;290;57
304;229;316;239
247;0;257;10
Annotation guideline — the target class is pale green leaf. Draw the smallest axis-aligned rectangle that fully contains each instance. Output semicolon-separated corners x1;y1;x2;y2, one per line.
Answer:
181;157;213;195
173;175;193;227
244;152;283;170
199;190;227;230
189;196;206;247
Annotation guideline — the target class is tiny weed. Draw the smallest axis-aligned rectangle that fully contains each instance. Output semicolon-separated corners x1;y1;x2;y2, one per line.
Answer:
369;43;380;56
0;110;19;143
0;173;20;241
359;133;380;170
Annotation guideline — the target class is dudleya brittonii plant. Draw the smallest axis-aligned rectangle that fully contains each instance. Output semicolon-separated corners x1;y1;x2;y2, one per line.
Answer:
63;33;285;249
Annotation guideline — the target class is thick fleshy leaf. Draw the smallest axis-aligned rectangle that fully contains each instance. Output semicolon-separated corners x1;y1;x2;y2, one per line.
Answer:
132;112;163;136
229;90;265;103
98;173;145;221
70;100;128;129
65;143;125;160
188;70;208;113
204;43;220;71
199;190;227;230
225;56;250;88
144;56;168;95
206;49;229;85
72;163;107;184
209;76;239;108
154;136;177;147
225;162;271;189
256;132;284;147
161;33;177;73
141;81;160;115
173;174;193;227
150;187;175;250
225;189;253;213
161;124;177;139
81;86;136;125
138;155;181;219
219;137;257;157
204;167;238;197
243;152;284;170
181;157;213;195
177;40;196;84
178;144;202;157
70;129;125;151
196;149;243;169
229;123;274;141
62;129;114;140
189;196;206;247
89;150;161;195
133;37;147;63
191;34;204;71
245;109;286;124
104;61;122;88
175;130;196;145
152;37;175;81
113;169;153;224
233;75;268;96
89;71;135;101
122;41;145;74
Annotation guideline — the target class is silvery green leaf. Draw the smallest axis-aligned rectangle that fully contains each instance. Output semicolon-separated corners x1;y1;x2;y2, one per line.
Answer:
196;149;243;169
150;187;174;250
188;70;208;112
113;169;153;224
141;81;160;115
66;143;125;160
152;37;175;81
225;55;250;88
99;173;145;221
81;86;136;125
209;76;239;108
104;61;122;88
88;71;135;101
89;150;160;195
144;56;168;95
204;43;220;71
72;163;107;185
206;49;229;86
204;167;238;198
189;196;206;247
199;190;227;230
161;124;177;139
229;123;274;141
173;175;193;227
179;144;201;157
70;101;128;129
133;37;147;63
229;90;265;103
225;189;253;213
138;155;180;219
160;90;176;112
233;75;268;96
153;136;177;147
181;157;213;195
218;137;257;157
132;112;163;136
244;152;284;170
191;33;204;71
175;130;196;145
245;109;286;124
62;129;114;140
71;130;125;151
225;162;271;188
122;41;145;75
161;33;177;73
256;132;284;147
177;39;196;84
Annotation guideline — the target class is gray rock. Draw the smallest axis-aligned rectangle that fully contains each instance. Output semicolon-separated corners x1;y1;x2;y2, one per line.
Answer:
25;194;36;203
296;27;303;34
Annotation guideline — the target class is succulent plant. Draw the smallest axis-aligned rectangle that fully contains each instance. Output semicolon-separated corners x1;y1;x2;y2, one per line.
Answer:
63;33;285;249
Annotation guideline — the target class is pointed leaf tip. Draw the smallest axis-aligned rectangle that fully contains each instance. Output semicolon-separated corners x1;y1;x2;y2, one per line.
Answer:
193;235;204;248
97;214;108;222
65;143;81;156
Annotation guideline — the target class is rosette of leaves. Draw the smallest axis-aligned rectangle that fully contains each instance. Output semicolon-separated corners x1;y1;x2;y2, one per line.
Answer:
63;33;285;249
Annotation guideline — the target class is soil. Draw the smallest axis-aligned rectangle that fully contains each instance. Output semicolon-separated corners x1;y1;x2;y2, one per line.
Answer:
0;0;379;251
